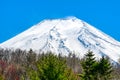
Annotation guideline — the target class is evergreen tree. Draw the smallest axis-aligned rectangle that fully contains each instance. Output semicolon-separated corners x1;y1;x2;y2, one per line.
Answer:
38;53;65;80
80;50;96;80
37;52;75;80
98;56;113;80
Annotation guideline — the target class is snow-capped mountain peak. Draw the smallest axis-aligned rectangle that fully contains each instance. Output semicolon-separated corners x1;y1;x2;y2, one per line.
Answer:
0;17;120;62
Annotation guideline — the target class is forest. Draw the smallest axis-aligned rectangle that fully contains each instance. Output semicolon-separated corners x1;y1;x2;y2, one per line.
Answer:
0;48;120;80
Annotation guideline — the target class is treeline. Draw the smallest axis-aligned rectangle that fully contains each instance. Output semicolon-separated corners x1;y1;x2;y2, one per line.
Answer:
0;48;120;80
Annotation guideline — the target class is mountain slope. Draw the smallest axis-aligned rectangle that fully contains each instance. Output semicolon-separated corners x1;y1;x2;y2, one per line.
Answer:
0;17;120;62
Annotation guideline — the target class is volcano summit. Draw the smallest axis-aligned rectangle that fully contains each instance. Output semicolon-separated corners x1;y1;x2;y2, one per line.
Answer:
0;17;120;62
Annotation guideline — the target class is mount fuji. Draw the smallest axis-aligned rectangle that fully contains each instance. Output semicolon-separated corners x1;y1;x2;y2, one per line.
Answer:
0;16;120;62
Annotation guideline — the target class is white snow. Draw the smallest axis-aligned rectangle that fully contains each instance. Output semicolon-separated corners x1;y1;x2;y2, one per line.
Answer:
0;16;120;62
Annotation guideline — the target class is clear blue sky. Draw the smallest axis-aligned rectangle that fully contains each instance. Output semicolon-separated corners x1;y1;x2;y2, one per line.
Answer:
0;0;120;43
